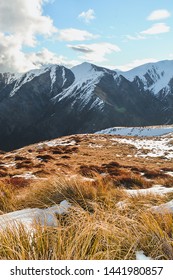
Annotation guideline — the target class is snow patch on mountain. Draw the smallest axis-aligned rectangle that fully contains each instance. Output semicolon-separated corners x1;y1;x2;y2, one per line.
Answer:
61;67;67;87
0;72;21;85
50;65;57;90
119;60;173;95
9;65;64;97
10;67;48;96
57;62;106;110
96;125;173;137
71;62;105;82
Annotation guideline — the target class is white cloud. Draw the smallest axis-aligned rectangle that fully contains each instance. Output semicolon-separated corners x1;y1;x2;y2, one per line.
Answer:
125;34;146;41
147;9;171;21
115;58;158;71
0;43;79;73
78;9;95;24
0;32;33;73
0;0;58;72
0;0;57;46
141;23;170;35
68;42;121;63
0;1;99;72
125;21;170;42
57;28;98;41
28;48;79;69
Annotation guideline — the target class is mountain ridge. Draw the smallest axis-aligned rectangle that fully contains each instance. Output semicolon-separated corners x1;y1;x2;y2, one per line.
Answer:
0;60;172;151
118;60;173;96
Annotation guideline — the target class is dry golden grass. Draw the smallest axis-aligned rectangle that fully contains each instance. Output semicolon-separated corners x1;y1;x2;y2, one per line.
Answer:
0;182;17;213
0;176;173;260
0;133;172;183
0;133;173;259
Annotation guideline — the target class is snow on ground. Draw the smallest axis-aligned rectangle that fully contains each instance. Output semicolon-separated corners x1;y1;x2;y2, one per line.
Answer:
125;185;173;196
116;201;127;210
0;162;15;168
136;251;153;260
164;171;173;177
81;177;96;182
111;136;173;159
12;172;38;180
64;174;96;182
0;200;71;232
96;126;173;137
116;184;173;224
117;185;173;210
37;139;76;148
88;143;103;148
152;200;173;213
12;172;48;180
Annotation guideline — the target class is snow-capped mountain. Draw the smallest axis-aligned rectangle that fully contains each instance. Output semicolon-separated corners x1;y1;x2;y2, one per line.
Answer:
54;62;107;111
118;60;173;96
0;60;172;151
0;72;19;85
10;64;75;97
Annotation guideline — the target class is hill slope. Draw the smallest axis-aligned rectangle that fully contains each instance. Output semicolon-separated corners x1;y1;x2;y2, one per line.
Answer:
0;132;173;260
0;130;173;260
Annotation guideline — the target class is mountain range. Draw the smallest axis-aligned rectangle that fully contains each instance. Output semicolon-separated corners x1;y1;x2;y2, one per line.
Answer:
0;59;173;151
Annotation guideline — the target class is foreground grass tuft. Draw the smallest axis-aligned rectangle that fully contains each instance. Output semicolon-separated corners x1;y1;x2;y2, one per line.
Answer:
0;176;173;260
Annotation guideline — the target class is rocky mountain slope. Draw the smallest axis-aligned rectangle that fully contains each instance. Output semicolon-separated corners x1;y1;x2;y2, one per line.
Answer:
119;60;173;96
0;60;172;151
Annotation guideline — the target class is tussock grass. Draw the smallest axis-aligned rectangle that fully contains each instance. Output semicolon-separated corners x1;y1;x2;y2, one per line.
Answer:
0;176;173;260
0;182;17;213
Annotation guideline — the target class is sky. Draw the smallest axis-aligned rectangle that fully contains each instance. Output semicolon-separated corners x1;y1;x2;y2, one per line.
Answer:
0;0;173;73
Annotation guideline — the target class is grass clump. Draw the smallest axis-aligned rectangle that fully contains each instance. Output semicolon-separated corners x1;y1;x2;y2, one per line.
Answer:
0;176;173;260
0;182;16;213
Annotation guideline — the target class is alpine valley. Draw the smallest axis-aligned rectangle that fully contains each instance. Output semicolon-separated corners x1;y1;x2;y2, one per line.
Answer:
0;59;173;151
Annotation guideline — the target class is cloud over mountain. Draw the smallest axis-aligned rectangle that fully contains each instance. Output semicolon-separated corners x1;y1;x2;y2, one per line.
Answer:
0;0;57;72
68;42;121;63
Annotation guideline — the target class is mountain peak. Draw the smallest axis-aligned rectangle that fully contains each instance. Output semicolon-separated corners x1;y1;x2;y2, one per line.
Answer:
0;59;172;151
71;62;112;84
9;64;74;97
119;59;173;95
71;62;97;82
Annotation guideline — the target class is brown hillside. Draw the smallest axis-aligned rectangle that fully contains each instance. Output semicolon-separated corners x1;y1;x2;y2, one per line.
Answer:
0;133;173;190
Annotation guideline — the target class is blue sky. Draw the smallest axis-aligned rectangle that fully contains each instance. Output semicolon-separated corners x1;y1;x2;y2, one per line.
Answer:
0;0;172;72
